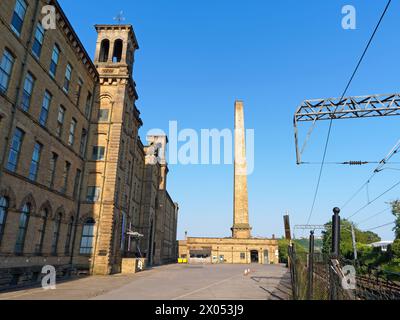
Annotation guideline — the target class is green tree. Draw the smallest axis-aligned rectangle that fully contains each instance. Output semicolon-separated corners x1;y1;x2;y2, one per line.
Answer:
391;200;400;240
392;239;400;258
322;219;380;259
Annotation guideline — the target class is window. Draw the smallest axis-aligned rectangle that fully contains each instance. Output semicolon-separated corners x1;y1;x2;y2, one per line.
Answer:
49;152;58;188
80;218;95;255
120;211;126;251
76;78;83;106
240;253;246;260
0;49;15;94
92;146;105;160
85;92;92;118
63;63;72;93
49;45;60;78
127;160;132;185
79;128;87;157
68;118;77;146
0;197;9;246
112;39;123;63
116;177;121;205
61;162;70;192
6;128;24;172
61;161;71;194
29;142;42;181
86;186;100;202
56;105;65;137
15;203;30;254
51;213;62;255
73;169;81;199
11;0;27;36
99;39;110;62
98;109;109;121
65;217;74;254
35;209;48;255
39;90;52;126
21;72;35;111
32;23;45;58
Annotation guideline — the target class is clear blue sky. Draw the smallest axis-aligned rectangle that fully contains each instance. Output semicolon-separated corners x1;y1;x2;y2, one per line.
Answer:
59;0;399;240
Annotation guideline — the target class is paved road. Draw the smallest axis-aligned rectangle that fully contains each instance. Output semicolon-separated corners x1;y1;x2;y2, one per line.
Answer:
0;264;292;300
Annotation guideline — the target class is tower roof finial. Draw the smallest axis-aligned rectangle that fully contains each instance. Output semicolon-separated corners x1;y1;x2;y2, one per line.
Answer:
113;10;126;24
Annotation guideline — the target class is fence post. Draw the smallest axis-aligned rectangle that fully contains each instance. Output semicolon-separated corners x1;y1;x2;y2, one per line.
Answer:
331;207;341;258
288;243;297;300
330;207;341;300
307;230;314;300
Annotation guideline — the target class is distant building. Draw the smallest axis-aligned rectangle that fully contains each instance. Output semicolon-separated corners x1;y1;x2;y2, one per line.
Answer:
369;241;394;252
0;0;178;288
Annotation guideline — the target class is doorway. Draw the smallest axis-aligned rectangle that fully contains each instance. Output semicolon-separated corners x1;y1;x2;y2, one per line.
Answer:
250;250;259;263
264;250;269;264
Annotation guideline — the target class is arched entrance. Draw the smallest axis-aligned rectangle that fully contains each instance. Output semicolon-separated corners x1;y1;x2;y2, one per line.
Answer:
250;250;259;263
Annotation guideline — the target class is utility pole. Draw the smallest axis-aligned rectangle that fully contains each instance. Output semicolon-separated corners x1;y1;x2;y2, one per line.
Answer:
307;230;315;300
284;213;291;241
351;224;358;262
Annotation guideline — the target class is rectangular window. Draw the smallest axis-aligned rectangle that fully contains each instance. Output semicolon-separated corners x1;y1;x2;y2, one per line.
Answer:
76;78;83;106
0;49;15;94
61;161;71;194
73;169;82;200
63;63;72;93
21;72;35;111
49;45;60;78
32;23;45;59
240;253;246;260
79;128;87;157
29;142;42;181
68;118;77;146
80;222;94;255
49;152;58;188
6;128;24;172
85;92;92;118
39;90;52;126
86;186;100;202
56;105;65;137
10;0;27;36
98;109;109;121
92;146;105;160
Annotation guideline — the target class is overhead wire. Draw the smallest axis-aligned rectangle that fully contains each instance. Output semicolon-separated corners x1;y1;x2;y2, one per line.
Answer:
305;0;393;225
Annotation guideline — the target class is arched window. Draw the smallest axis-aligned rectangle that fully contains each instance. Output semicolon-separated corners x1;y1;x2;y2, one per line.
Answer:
0;196;9;245
112;39;123;63
80;218;95;255
35;208;48;255
15;203;30;254
99;39;110;62
64;216;74;254
51;213;62;255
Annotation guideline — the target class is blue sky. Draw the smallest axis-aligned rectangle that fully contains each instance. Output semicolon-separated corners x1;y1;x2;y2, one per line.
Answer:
59;0;399;240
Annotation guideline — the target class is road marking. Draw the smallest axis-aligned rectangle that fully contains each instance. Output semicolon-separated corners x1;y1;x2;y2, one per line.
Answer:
171;273;242;300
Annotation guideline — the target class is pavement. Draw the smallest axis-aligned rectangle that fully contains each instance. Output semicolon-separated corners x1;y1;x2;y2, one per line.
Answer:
0;263;292;300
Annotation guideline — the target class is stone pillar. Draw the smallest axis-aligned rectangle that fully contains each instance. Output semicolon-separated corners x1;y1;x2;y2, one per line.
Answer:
231;101;252;239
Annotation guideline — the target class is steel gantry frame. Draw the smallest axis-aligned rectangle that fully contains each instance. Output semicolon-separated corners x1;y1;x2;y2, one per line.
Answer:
294;93;400;165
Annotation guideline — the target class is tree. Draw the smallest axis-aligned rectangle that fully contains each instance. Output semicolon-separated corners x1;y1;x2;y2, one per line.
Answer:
391;200;400;240
322;219;380;259
392;239;400;258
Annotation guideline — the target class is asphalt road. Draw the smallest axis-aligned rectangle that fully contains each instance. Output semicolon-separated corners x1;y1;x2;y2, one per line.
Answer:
0;263;292;300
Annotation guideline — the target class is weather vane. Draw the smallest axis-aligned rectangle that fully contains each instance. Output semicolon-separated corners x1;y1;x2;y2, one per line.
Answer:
113;11;126;24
